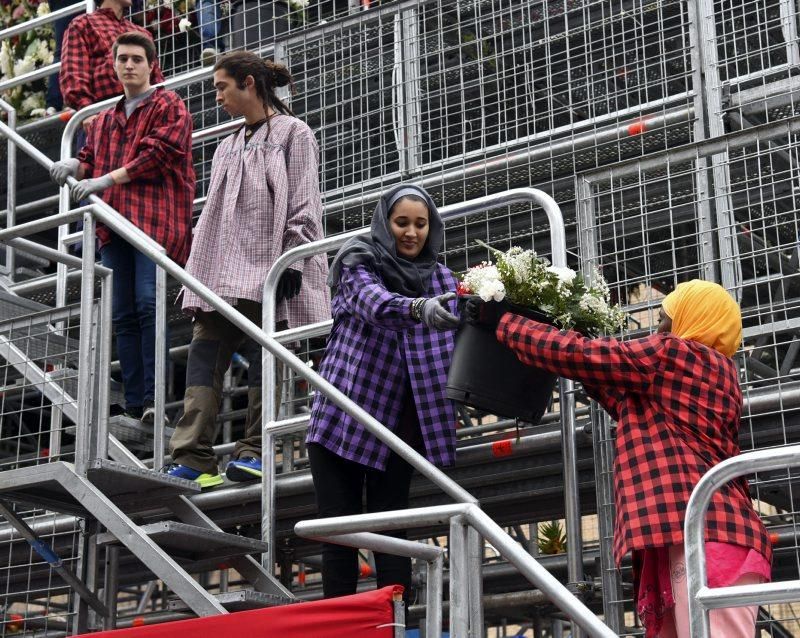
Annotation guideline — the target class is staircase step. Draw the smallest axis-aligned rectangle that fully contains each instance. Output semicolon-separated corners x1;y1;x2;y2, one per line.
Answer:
87;459;199;510
96;521;269;561
167;589;293;612
107;415;175;451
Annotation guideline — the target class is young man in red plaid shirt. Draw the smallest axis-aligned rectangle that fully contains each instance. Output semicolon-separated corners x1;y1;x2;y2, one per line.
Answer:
50;32;195;423
59;0;164;133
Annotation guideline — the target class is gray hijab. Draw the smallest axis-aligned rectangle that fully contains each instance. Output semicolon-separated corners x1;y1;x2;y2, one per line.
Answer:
327;184;444;297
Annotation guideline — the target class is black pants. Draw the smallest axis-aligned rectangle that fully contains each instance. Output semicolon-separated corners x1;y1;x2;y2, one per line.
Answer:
307;443;416;601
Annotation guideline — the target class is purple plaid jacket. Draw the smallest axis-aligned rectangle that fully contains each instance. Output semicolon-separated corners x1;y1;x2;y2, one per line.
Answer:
306;263;459;470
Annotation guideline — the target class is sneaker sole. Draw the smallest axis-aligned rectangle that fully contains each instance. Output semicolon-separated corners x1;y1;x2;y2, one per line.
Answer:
197;473;224;489
226;464;262;482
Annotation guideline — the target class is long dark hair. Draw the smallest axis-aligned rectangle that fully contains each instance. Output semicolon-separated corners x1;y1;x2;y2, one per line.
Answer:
213;51;295;137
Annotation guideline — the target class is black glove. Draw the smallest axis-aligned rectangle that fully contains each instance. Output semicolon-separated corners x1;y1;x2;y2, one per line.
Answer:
464;297;510;330
276;268;302;302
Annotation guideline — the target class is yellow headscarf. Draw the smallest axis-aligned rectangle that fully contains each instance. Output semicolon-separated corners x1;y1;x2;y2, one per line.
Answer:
661;280;742;358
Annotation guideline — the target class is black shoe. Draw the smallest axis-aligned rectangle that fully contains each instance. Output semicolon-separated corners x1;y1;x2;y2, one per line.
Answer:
123;405;143;420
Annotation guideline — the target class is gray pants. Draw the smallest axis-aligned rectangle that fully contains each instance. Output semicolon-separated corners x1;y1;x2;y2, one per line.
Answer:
169;299;282;474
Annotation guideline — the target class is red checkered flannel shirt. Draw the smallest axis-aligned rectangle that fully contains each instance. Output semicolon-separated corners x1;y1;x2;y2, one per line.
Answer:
60;8;164;110
497;314;772;567
77;88;195;264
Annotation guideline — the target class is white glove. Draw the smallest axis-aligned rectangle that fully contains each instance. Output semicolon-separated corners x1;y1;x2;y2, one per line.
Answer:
50;158;80;187
72;173;115;202
419;292;459;330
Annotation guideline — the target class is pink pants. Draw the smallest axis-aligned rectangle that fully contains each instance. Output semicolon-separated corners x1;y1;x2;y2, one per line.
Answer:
658;544;762;638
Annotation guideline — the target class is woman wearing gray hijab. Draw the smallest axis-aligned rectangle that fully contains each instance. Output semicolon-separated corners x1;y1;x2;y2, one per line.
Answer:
306;184;459;602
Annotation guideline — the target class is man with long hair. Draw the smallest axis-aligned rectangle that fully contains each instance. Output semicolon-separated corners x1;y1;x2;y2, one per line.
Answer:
165;51;330;488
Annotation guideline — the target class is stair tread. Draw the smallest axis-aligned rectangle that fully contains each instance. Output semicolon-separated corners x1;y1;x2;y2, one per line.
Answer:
168;589;294;612
87;459;200;502
97;521;269;557
107;415;175;450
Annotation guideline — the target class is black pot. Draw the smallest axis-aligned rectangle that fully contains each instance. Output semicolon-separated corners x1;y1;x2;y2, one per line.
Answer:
446;297;557;423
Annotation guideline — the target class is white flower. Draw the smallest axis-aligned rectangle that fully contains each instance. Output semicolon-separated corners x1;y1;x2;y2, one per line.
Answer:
21;92;45;116
13;56;37;78
37;2;51;16
178;17;192;32
546;266;577;286
36;40;53;64
477;279;506;302
0;41;14;79
504;247;534;284
579;293;608;315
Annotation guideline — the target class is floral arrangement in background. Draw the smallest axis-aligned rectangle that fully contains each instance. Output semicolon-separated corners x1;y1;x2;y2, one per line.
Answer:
0;0;55;119
457;240;627;335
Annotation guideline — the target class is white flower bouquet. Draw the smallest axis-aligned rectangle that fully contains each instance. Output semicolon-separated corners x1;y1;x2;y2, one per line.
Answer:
457;241;626;335
0;0;54;119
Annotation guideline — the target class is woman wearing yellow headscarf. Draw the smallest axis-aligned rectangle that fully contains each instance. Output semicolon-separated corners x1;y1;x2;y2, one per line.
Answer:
466;280;772;638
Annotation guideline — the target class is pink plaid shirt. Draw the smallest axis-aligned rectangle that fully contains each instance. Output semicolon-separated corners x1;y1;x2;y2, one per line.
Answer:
181;115;330;328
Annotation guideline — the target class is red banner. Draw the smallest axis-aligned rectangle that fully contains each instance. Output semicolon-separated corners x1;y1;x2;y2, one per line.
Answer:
79;586;403;637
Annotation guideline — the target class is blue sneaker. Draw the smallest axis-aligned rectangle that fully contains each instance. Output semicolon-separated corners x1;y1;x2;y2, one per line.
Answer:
225;457;262;482
162;463;223;488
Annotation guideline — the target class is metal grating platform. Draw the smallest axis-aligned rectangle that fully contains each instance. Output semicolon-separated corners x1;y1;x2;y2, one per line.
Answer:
167;589;293;612
97;521;268;560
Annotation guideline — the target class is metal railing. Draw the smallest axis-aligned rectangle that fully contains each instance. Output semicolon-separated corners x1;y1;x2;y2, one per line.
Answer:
296;503;618;638
685;444;800;638
0;119;614;637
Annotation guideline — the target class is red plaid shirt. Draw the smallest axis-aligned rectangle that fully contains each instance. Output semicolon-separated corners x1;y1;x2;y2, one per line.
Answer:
497;315;773;567
77;88;195;264
60;8;164;110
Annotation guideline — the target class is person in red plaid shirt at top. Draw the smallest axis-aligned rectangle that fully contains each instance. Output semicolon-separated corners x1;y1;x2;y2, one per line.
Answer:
49;32;195;424
59;0;164;133
466;280;772;637
306;184;460;605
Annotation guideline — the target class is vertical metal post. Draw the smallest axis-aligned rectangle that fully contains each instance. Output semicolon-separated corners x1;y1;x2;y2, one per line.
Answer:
222;369;233;466
154;263;167;465
103;546;119;629
426;552;443;638
448;516;469;637
779;0;800;68
687;0;721;282
2;99;16;281
594;409;624;631
96;269;113;461
398;7;421;174
467;527;484;637
694;0;739;291
75;213;97;476
559;377;585;638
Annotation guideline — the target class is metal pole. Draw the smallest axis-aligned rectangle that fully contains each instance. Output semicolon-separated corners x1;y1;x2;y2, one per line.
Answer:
427;550;444;638
448;515;469;637
154;264;167;465
74;213;97;475
0;99;16;281
559;377;585;638
96;269;113;461
467;526;484;637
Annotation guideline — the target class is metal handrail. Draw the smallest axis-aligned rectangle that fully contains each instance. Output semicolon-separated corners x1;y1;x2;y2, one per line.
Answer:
685;444;800;638
295;503;618;638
